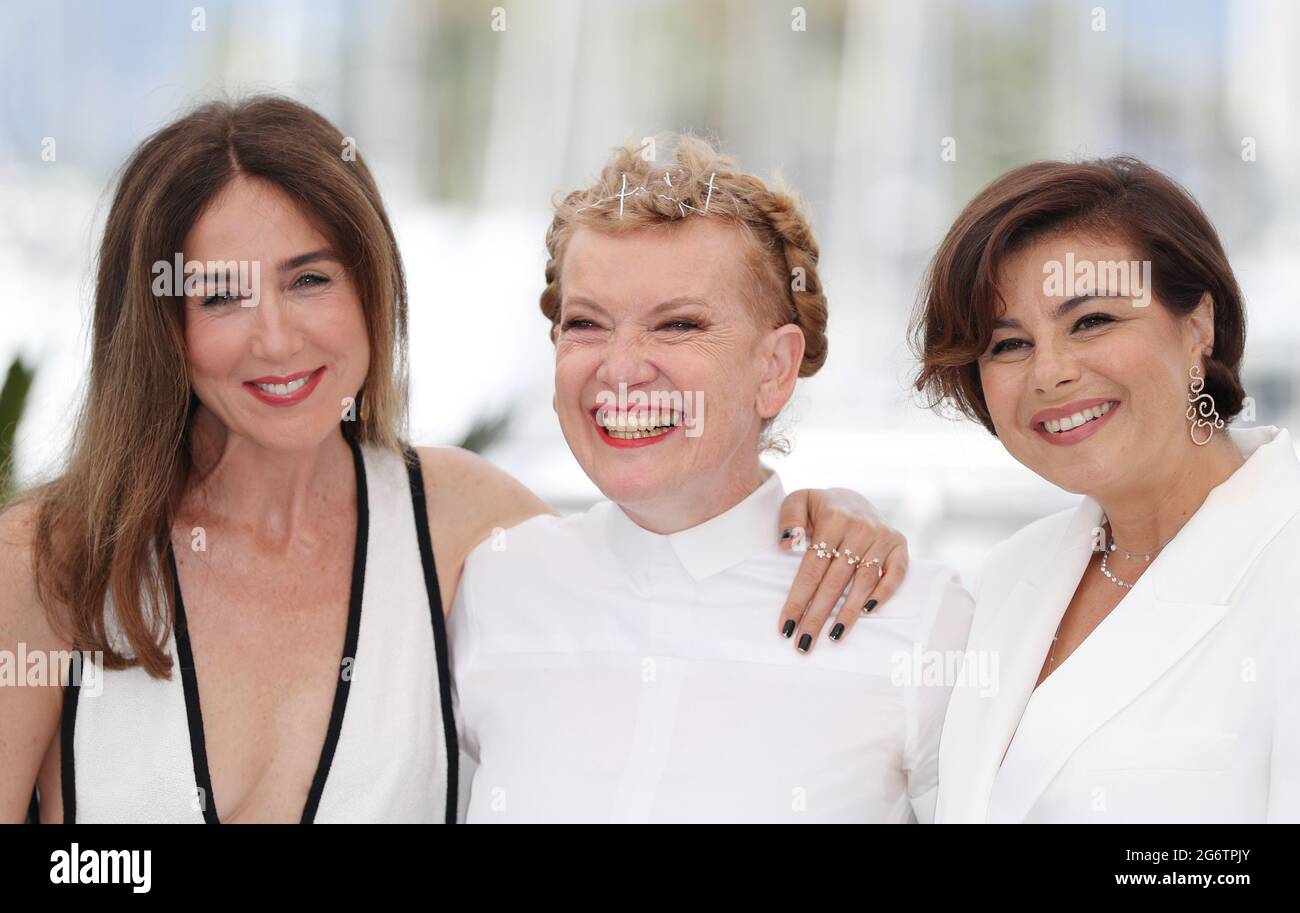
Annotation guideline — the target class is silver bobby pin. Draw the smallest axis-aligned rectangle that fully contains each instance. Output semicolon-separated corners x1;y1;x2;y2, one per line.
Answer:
574;171;718;220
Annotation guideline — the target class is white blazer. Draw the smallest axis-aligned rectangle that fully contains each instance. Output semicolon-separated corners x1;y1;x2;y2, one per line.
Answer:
935;425;1300;823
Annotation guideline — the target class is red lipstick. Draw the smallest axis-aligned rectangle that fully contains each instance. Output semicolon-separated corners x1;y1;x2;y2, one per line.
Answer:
244;367;326;407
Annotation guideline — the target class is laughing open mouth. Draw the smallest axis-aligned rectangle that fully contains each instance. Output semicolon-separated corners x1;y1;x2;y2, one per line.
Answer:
594;407;684;441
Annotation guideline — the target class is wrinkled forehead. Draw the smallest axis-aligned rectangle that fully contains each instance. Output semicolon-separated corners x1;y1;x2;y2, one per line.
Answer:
558;219;758;315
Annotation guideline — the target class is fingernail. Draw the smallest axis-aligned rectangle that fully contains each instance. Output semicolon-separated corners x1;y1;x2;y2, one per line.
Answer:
781;619;796;638
830;623;844;641
864;599;878;613
780;528;794;540
797;633;812;653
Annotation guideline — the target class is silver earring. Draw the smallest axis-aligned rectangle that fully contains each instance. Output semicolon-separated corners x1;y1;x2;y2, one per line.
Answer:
1186;364;1224;446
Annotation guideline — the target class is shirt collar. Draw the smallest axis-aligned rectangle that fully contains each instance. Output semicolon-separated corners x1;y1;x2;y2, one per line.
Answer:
603;471;787;583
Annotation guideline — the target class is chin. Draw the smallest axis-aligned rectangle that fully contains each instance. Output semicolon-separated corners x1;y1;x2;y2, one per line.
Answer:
587;463;673;507
241;413;342;453
1021;451;1114;497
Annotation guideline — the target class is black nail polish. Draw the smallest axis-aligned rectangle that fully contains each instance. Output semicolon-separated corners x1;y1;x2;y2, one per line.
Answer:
865;599;878;613
830;623;844;641
798;633;812;653
782;619;796;638
780;528;794;540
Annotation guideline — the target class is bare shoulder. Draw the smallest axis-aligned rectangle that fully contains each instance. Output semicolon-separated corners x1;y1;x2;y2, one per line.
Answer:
413;446;552;525
0;497;67;822
410;446;554;609
0;498;49;637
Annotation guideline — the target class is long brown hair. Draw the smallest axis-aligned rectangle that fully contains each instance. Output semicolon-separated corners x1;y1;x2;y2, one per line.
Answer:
21;95;409;678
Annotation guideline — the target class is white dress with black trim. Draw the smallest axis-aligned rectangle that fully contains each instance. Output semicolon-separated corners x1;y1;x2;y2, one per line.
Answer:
55;435;458;823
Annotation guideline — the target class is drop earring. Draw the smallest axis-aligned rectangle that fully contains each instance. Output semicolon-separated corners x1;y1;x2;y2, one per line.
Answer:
1186;364;1224;446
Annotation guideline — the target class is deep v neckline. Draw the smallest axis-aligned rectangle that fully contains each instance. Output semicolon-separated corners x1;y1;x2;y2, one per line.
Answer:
167;433;370;824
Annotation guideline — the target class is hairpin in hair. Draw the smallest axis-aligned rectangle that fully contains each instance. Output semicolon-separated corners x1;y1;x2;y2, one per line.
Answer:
575;171;718;219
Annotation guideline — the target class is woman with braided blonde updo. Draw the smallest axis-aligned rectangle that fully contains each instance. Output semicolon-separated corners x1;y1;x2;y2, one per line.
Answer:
448;136;973;823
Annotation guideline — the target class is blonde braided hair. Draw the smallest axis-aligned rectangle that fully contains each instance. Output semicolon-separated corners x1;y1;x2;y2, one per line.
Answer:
539;134;828;378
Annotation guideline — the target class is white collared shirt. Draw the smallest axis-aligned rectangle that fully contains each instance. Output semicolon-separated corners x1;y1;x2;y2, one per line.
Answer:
449;471;974;823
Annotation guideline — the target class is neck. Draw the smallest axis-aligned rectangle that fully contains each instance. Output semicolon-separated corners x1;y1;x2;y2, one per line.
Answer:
618;460;771;535
182;407;354;550
1097;432;1244;557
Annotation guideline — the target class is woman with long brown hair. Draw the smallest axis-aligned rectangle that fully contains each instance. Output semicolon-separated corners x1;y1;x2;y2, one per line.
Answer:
0;95;903;823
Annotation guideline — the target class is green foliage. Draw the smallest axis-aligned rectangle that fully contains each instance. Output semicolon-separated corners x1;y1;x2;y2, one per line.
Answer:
0;356;36;505
456;407;512;455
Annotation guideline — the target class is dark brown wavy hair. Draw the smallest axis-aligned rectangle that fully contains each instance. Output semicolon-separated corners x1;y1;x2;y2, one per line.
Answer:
911;155;1246;435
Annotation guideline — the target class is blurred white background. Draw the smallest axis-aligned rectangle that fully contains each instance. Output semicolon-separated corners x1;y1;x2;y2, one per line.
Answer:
1;0;1297;588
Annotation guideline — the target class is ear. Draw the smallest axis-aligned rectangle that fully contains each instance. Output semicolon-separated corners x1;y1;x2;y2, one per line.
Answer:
1187;291;1216;365
755;324;805;420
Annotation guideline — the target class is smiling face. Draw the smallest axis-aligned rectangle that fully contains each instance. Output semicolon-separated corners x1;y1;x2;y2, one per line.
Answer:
553;218;802;529
181;175;370;454
978;232;1215;498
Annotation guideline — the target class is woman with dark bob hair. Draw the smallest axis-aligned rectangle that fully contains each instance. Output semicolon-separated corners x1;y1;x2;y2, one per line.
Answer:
909;156;1299;822
0;95;903;823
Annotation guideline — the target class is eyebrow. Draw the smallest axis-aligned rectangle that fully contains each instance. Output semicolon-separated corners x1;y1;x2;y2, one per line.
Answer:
562;295;711;317
194;249;340;286
279;249;340;272
991;293;1129;330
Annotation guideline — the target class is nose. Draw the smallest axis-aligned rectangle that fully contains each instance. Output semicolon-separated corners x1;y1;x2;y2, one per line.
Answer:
1029;336;1081;395
248;290;305;366
595;326;657;389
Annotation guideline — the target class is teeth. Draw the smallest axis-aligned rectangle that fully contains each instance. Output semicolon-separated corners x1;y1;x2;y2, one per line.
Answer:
256;374;311;396
597;408;683;433
1043;401;1114;434
604;425;674;440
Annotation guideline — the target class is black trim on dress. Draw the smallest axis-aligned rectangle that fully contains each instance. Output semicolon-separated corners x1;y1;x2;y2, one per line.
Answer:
170;429;369;824
404;447;460;824
59;678;80;822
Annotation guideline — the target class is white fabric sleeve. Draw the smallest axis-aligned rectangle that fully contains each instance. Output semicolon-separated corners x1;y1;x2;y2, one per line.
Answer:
1268;602;1300;822
447;543;485;823
902;566;975;824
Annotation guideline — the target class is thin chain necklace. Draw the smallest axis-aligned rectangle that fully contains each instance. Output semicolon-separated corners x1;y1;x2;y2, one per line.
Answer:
1097;521;1176;590
1044;520;1176;677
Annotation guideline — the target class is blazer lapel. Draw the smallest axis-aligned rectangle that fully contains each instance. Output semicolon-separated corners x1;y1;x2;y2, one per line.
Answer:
936;500;1099;822
989;426;1300;822
989;588;1230;822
